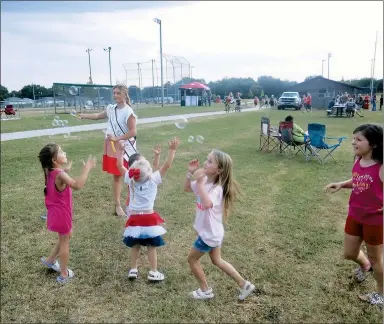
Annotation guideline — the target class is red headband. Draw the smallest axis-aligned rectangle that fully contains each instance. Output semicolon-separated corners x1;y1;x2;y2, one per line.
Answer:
129;168;140;180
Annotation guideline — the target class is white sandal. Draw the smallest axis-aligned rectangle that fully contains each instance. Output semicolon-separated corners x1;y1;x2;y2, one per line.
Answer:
128;269;138;280
191;287;214;300
147;271;164;281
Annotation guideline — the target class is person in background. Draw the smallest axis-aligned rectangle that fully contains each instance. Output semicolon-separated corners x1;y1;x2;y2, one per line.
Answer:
371;94;377;111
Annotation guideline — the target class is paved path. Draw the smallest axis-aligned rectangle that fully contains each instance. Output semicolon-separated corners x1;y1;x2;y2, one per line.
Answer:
1;106;265;141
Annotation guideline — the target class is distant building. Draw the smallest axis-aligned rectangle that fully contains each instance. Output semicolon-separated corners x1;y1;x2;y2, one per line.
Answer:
286;76;365;109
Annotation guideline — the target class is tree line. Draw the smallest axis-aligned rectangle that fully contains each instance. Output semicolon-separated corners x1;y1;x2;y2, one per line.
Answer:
1;76;383;102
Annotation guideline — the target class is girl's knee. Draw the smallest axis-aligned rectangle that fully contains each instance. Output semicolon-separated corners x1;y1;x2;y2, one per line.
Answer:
210;255;222;267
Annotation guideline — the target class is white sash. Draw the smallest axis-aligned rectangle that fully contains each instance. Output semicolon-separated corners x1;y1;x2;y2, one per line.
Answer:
109;105;137;161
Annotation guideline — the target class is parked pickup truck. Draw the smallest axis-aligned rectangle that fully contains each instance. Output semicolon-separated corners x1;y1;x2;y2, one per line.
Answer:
277;92;302;110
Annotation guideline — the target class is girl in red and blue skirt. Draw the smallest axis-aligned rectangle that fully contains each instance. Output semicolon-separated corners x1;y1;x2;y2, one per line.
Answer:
116;137;181;281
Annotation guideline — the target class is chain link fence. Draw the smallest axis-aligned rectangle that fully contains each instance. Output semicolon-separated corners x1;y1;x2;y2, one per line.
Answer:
52;83;114;113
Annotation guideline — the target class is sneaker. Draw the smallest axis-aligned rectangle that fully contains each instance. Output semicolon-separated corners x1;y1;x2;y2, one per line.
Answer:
56;269;75;284
354;266;372;283
41;257;61;273
359;292;383;306
147;270;164;281
239;281;255;301
191;287;214;300
128;268;138;280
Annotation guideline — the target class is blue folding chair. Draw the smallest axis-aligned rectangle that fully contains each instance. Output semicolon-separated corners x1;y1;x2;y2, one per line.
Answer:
306;123;346;163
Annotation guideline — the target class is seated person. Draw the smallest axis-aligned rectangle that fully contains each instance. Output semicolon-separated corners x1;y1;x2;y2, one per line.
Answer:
327;98;336;116
345;99;356;117
284;115;306;144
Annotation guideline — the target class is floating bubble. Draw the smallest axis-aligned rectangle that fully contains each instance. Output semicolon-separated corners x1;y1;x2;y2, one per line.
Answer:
52;119;59;127
175;116;188;129
64;132;71;138
70;109;77;117
196;135;204;144
54;115;60;120
63;120;68;125
69;86;79;96
188;135;195;143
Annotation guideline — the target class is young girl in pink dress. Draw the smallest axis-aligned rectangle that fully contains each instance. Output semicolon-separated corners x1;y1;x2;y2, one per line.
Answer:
39;143;96;284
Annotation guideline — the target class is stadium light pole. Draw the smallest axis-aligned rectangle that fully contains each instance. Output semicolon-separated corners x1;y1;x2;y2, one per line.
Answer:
86;48;93;84
104;47;112;85
327;53;331;79
153;18;164;107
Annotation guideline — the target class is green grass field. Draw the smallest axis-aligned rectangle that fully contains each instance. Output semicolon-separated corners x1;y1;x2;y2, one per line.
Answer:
0;103;234;134
1;109;382;323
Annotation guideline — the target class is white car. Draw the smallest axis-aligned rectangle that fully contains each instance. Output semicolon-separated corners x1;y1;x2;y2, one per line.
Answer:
278;92;302;110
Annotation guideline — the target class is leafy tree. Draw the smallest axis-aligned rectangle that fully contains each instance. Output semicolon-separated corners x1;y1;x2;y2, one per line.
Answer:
0;85;9;101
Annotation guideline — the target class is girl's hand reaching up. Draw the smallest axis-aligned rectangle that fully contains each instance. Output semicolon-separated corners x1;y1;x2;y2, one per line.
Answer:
152;144;162;155
82;155;97;170
188;159;199;174
168;137;181;151
194;168;206;184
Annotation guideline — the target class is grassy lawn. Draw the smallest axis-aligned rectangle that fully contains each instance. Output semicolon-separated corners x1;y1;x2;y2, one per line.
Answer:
1;109;382;323
0;103;234;134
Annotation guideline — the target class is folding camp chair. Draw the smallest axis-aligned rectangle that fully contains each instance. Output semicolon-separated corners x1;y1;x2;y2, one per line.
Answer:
306;123;346;164
278;121;309;159
259;117;280;152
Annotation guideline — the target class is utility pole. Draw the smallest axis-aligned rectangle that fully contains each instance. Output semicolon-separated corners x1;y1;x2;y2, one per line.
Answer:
370;31;378;98
153;18;164;106
327;53;331;79
137;62;142;103
86;48;93;84
151;59;155;101
103;47;112;85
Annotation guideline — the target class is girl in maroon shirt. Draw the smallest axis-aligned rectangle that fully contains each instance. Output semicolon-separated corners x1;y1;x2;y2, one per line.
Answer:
325;124;383;306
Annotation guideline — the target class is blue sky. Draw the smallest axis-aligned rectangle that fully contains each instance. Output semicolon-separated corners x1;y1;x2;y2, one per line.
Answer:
1;1;383;91
1;1;184;13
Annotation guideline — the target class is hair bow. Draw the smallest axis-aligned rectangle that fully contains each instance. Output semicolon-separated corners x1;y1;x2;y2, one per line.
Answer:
129;168;140;180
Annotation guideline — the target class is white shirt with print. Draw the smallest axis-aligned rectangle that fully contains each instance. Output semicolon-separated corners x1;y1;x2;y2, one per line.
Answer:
191;179;224;247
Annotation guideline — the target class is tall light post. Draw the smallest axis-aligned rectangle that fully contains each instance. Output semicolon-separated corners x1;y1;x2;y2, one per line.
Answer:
370;31;378;98
153;18;164;107
104;47;112;85
86;48;93;84
327;53;331;79
321;59;326;77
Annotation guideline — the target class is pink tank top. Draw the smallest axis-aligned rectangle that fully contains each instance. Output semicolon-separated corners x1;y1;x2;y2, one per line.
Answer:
348;159;383;225
45;169;73;234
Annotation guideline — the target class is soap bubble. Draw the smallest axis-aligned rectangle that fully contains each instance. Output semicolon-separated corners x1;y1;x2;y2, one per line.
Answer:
69;86;78;96
54;115;60;120
63;120;68;125
63;132;71;138
196;135;204;144
175;116;188;129
70;109;77;117
52;119;59;127
188;135;195;143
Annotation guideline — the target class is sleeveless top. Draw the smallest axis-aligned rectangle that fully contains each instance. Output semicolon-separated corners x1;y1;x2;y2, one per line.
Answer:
348;159;383;225
45;169;73;234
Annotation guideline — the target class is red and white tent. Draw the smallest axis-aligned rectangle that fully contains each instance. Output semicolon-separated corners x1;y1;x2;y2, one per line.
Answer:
179;82;210;90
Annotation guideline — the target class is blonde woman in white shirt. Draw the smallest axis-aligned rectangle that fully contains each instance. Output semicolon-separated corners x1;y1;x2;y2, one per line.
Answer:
184;150;255;300
79;84;137;217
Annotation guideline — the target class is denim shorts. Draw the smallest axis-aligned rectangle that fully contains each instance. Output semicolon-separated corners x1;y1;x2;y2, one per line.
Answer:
193;236;214;253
